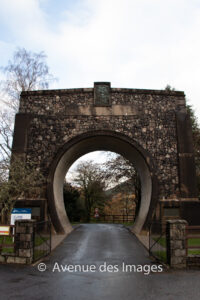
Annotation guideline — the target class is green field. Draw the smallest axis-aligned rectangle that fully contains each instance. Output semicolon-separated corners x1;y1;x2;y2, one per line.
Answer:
187;238;200;247
152;237;166;247
153;251;167;263
0;236;13;244
152;237;200;261
0;236;14;253
153;237;200;248
0;235;50;254
187;238;200;255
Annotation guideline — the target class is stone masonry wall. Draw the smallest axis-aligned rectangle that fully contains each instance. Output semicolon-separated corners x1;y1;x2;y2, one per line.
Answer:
18;86;186;199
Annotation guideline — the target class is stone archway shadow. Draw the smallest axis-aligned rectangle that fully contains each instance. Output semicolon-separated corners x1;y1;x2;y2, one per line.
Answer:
47;130;158;235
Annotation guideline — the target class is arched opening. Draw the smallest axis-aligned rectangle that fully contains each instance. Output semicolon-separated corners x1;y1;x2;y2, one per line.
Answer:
47;131;156;235
64;150;141;224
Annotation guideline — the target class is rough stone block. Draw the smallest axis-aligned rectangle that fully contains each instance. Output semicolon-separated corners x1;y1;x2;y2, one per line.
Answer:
0;255;6;263
171;263;186;269
15;233;20;241
170;240;183;249
19;234;26;241
26;257;33;264
7;256;16;263
19;249;32;258
14;257;27;264
174;249;186;257
26;227;34;234
19;233;32;242
16;226;26;234
19;241;33;249
171;256;184;265
25;234;33;242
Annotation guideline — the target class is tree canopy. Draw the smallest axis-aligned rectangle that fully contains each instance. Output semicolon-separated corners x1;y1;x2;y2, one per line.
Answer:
103;154;141;216
71;160;107;222
186;104;200;197
63;182;83;222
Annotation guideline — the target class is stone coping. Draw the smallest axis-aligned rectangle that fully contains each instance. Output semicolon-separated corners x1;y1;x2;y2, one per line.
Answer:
21;87;184;97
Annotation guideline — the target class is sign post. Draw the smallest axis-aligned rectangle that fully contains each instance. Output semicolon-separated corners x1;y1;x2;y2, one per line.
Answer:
10;208;32;242
11;208;32;225
0;226;10;236
94;208;99;221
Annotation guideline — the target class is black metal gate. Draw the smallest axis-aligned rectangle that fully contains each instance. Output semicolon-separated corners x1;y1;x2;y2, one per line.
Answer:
149;221;167;263
33;221;51;262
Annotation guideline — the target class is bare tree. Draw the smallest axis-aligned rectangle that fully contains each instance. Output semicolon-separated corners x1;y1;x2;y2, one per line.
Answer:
0;47;55;112
0;48;54;222
0;110;14;159
0;48;55;159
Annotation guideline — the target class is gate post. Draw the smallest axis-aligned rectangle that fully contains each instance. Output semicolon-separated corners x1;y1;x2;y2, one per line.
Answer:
15;219;36;264
166;220;187;269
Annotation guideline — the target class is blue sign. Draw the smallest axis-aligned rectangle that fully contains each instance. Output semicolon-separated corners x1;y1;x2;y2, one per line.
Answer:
11;208;32;214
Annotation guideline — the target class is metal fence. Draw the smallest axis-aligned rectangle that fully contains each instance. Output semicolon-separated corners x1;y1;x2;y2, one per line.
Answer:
33;221;51;262
185;225;200;256
92;214;135;223
0;225;15;255
149;222;167;263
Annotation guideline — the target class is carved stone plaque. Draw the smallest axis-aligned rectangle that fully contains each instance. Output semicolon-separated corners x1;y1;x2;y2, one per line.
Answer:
94;82;111;106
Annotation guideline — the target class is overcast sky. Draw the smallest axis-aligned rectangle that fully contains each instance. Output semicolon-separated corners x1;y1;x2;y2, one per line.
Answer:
0;0;200;120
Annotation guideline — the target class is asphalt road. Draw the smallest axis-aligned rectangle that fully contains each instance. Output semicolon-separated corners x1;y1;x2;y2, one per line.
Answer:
0;224;200;300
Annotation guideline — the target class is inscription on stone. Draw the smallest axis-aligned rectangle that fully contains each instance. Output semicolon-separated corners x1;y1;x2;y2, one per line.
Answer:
94;82;110;106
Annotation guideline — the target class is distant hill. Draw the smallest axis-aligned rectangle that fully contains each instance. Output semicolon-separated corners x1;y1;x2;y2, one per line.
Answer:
105;180;135;197
104;180;136;215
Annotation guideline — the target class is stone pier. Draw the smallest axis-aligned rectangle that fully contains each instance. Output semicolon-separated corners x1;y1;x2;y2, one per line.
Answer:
166;220;187;268
0;219;35;264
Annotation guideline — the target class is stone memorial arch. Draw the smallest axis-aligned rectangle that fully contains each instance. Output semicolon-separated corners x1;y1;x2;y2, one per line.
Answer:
12;82;198;234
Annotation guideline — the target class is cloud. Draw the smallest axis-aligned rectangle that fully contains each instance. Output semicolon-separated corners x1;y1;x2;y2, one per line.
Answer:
0;0;200;118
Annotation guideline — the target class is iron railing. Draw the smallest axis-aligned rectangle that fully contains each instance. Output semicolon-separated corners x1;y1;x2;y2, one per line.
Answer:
33;221;51;262
185;225;200;256
92;214;135;223
149;222;167;263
